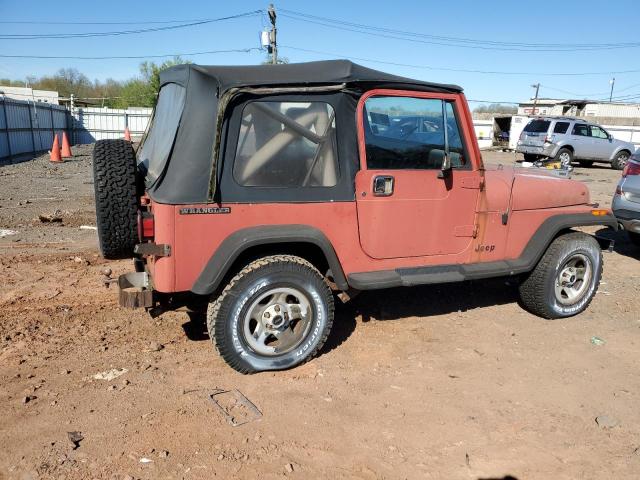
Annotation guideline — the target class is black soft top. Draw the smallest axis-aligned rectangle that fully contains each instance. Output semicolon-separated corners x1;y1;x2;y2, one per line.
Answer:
143;61;463;205
159;60;462;93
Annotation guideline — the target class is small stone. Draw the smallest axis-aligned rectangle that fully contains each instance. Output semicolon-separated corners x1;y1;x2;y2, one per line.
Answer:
147;342;164;352
595;415;619;429
60;369;71;375
107;385;117;391
22;395;35;404
285;463;294;473
158;450;169;458
122;379;130;386
217;454;224;461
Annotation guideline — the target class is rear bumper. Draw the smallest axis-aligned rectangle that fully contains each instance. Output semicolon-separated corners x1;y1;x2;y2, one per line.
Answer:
118;271;154;308
516;143;557;157
612;194;640;233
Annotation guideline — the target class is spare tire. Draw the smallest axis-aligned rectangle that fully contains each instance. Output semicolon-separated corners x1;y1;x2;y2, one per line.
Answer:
92;139;140;259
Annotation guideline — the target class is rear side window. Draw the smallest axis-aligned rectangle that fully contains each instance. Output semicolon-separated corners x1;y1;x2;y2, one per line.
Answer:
233;101;338;187
572;123;589;136
363;96;467;170
137;83;186;187
553;121;570;134
524;120;551;133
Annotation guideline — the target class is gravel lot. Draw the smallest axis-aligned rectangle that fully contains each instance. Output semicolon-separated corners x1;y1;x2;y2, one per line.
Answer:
1;147;639;480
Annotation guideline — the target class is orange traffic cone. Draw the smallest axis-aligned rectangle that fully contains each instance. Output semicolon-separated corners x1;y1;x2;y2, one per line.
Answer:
124;127;131;142
61;131;72;158
50;134;62;163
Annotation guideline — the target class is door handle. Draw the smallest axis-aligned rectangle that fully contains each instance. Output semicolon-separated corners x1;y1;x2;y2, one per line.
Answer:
373;175;394;196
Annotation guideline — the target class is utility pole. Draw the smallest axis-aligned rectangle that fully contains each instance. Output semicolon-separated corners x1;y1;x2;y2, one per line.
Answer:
609;77;615;102
531;83;540;115
268;4;277;65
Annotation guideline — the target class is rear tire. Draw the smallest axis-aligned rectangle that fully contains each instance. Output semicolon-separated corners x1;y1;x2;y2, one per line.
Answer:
612;151;630;170
207;255;334;374
92;139;140;259
518;232;602;319
555;148;574;168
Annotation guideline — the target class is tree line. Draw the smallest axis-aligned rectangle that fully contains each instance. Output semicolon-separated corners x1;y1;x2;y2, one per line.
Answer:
0;57;188;108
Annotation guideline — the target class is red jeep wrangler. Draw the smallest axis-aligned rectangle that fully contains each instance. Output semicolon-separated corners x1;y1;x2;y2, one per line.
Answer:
93;61;616;373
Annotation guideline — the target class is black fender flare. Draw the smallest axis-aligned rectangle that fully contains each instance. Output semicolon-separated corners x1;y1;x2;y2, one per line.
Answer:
191;225;348;295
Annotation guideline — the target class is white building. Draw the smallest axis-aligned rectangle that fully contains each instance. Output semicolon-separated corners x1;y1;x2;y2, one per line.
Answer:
0;85;60;104
518;98;640;118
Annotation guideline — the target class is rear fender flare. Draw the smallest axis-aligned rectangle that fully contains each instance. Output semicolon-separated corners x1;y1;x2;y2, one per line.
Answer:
191;225;348;295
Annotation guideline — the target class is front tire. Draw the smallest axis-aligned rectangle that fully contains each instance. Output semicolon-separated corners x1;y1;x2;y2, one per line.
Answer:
207;255;334;374
612;151;630;170
518;232;602;319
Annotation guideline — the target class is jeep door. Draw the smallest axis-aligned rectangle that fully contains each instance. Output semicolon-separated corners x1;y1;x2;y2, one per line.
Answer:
354;91;481;259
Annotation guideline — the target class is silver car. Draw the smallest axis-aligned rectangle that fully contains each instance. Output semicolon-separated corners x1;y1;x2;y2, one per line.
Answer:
517;117;635;170
612;151;640;246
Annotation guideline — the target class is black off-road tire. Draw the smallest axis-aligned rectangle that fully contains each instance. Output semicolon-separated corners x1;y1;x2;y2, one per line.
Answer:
628;231;640;247
518;232;602;319
92;139;139;259
554;148;574;167
611;150;630;170
207;255;334;374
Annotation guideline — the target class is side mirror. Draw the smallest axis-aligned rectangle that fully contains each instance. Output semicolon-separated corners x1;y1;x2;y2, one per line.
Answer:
438;153;452;179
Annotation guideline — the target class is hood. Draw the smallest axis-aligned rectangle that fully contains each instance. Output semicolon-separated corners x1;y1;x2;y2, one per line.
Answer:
482;165;591;212
510;168;590;211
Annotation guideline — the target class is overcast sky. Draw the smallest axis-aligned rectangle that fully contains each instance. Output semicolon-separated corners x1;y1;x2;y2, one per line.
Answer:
2;0;639;105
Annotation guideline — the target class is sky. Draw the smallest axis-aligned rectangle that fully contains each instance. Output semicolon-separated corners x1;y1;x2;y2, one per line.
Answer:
1;0;640;106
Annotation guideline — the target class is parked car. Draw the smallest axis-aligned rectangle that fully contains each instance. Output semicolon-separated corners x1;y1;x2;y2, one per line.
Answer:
92;61;617;373
612;151;640;246
516;116;635;170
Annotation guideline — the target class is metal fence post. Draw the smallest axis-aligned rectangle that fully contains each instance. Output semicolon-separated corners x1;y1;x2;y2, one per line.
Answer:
2;99;12;159
27;102;36;154
49;104;55;145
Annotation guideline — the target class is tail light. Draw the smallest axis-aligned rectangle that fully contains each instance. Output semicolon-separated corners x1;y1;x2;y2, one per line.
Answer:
137;211;154;241
622;158;640;177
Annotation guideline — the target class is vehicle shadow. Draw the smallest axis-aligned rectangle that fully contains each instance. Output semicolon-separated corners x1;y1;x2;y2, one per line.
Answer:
182;311;209;341
478;476;519;480
318;277;519;357
595;227;640;260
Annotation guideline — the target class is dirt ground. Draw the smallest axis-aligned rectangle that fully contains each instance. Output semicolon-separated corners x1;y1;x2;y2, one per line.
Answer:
1;146;639;480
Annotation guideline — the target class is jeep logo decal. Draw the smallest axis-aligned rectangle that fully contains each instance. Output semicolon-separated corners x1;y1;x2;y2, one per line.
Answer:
179;207;231;215
475;244;495;253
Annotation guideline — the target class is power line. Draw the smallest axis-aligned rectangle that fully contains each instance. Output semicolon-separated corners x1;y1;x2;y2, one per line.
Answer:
280;9;640;52
0;11;261;40
279;45;640;77
0;47;260;60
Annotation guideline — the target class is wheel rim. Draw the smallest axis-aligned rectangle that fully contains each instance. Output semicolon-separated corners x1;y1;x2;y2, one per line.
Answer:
617;153;628;167
554;254;593;306
242;287;313;356
559;152;571;166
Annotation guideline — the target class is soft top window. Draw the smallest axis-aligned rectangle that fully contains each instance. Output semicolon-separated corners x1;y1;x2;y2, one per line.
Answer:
137;83;186;187
524;120;550;133
233;101;338;187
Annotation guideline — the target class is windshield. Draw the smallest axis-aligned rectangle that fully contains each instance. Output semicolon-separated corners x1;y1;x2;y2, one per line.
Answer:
524;119;550;133
137;83;186;187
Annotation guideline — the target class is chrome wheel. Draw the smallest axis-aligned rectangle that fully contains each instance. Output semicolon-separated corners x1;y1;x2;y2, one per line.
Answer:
242;287;312;356
559;151;572;167
554;254;593;305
